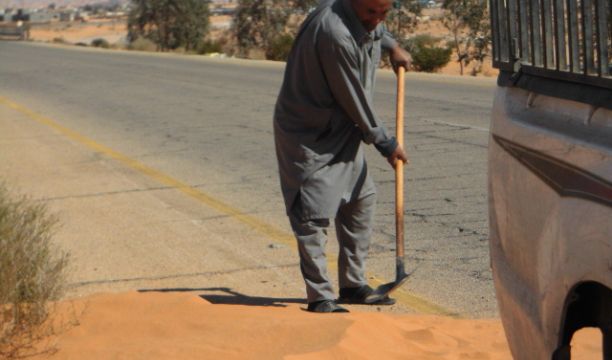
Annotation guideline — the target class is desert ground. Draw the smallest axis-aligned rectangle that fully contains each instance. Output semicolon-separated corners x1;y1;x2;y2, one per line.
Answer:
29;18;128;45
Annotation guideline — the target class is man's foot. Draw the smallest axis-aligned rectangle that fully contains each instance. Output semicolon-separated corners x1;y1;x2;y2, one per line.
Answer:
338;285;396;305
307;299;349;313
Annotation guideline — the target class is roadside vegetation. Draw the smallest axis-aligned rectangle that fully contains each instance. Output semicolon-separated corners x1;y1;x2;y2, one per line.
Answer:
127;0;211;52
31;0;492;75
128;0;491;75
404;34;452;72
442;0;490;75
230;0;315;59
91;37;110;48
0;184;69;359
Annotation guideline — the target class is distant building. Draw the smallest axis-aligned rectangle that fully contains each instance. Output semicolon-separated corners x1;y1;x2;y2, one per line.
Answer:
75;10;89;22
1;9;17;22
104;11;126;18
59;10;75;22
10;9;29;22
29;10;55;23
211;7;235;15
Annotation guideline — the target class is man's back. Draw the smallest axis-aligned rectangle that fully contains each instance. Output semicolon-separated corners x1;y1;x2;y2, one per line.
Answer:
275;0;355;123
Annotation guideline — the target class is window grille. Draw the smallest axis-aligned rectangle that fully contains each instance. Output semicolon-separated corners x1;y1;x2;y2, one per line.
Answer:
491;0;612;89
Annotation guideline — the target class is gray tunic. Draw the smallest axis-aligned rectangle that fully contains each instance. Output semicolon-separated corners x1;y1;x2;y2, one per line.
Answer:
274;0;398;219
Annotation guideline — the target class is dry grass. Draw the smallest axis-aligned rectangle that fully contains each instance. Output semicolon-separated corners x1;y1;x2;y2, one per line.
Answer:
0;184;69;359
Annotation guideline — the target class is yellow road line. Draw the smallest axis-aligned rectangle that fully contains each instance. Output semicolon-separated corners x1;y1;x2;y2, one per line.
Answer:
369;276;457;315
0;95;457;317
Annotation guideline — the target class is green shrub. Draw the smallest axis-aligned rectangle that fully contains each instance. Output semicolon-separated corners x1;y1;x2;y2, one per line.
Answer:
404;34;451;72
197;40;224;55
52;37;66;44
0;184;69;358
91;38;110;48
265;33;294;61
128;37;158;52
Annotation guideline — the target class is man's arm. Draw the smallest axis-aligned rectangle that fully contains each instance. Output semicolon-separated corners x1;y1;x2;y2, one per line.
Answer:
381;27;398;52
382;30;413;73
317;32;398;156
317;32;408;165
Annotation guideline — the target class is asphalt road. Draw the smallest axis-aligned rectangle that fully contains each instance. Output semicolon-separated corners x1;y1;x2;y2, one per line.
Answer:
0;41;498;317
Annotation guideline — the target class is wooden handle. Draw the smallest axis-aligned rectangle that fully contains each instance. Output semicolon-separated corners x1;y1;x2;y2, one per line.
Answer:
395;67;405;259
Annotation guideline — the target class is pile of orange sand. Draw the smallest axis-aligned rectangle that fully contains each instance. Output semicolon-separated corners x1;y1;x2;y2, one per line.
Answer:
24;291;601;360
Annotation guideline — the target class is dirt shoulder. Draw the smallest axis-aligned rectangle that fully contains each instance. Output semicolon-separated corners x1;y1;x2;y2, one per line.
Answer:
0;96;307;303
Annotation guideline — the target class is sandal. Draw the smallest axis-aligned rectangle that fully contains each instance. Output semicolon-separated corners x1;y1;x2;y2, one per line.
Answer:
307;299;349;313
338;285;396;305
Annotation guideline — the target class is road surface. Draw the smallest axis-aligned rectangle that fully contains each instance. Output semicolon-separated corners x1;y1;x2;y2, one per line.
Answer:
0;41;497;317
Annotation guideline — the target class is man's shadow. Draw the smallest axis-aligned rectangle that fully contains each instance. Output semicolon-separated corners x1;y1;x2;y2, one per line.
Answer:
139;287;304;308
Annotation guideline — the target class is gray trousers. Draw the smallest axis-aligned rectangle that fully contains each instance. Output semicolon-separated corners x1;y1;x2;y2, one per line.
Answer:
288;193;376;303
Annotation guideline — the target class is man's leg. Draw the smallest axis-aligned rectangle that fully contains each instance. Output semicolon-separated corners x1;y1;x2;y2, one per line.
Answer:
288;215;336;303
335;192;376;289
335;193;396;305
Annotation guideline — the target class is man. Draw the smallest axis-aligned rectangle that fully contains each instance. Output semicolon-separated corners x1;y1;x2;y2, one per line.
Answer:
273;0;410;313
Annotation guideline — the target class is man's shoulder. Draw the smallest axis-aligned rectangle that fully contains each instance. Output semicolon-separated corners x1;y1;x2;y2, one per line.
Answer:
314;1;352;46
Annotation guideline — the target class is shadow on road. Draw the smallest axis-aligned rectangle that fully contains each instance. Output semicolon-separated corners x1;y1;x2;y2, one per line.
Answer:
138;287;304;307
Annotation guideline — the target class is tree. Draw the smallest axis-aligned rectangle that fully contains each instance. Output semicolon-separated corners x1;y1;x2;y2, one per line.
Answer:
386;0;421;42
127;0;210;52
231;0;316;59
232;0;284;57
442;0;490;75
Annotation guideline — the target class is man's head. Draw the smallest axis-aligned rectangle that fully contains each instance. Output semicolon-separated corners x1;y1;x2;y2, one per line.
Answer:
350;0;393;32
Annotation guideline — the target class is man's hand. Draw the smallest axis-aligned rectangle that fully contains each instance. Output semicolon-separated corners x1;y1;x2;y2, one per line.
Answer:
387;145;409;168
390;45;412;73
